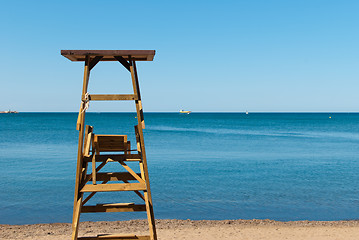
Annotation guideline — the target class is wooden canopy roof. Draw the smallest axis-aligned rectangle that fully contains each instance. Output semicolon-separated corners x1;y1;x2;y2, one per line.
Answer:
61;50;155;61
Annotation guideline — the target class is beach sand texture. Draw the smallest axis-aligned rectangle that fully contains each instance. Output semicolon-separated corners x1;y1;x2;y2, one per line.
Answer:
1;219;359;240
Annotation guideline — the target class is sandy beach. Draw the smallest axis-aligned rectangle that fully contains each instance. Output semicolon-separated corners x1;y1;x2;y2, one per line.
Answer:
1;219;359;240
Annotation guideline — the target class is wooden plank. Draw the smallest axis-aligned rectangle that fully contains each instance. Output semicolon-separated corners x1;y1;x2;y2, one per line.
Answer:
61;50;155;62
81;183;146;192
88;172;141;182
62;50;155;56
82;203;146;213
78;235;150;240
73;57;149;62
102;203;134;207
83;154;142;162
88;94;137;101
95;135;127;151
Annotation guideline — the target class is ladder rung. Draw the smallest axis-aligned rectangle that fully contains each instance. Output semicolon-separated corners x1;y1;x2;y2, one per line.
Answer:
87;94;138;101
81;183;146;192
82;203;146;213
86;172;142;182
101;202;134;206
84;154;142;163
78;234;150;240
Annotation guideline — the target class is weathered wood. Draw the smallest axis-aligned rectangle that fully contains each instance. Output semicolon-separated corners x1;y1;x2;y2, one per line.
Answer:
82;203;146;213
81;183;146;192
87;94;137;101
61;50;155;62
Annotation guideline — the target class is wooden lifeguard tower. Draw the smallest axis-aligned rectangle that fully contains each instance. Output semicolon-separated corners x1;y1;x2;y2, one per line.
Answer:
61;50;157;240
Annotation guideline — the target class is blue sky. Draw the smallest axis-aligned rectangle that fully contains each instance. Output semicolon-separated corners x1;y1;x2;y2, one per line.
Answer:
0;0;358;112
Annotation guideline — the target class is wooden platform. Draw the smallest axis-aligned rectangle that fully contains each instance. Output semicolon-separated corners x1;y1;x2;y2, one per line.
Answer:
78;234;150;240
81;203;146;213
61;50;155;61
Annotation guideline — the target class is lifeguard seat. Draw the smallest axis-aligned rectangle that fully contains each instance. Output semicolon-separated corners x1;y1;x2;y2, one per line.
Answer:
83;128;142;186
90;134;131;184
93;134;130;155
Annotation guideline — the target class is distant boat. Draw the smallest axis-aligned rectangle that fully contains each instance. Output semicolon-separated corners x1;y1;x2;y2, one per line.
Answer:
180;110;191;114
246;111;249;115
0;110;18;114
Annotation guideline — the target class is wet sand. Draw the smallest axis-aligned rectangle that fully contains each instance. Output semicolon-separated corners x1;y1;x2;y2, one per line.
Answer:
1;219;359;240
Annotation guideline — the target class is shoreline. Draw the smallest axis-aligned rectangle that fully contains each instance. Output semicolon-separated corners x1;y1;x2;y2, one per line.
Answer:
2;219;359;240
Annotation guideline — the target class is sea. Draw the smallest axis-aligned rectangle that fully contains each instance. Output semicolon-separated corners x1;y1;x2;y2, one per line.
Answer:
0;113;359;225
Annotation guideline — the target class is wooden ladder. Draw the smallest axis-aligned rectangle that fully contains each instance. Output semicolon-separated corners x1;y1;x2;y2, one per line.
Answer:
61;50;157;240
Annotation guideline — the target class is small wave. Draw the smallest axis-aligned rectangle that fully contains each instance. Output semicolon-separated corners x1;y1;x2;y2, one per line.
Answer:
148;126;304;137
147;126;359;140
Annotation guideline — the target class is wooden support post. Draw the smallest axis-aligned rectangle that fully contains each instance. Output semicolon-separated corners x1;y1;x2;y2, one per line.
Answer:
72;55;91;240
130;60;157;240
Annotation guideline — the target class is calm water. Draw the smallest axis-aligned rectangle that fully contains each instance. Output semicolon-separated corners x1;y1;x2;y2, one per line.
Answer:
0;113;359;224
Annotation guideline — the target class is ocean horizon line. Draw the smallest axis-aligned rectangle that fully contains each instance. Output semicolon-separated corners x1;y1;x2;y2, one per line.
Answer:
7;111;359;114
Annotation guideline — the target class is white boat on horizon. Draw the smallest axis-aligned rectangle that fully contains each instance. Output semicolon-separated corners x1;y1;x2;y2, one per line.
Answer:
180;110;191;114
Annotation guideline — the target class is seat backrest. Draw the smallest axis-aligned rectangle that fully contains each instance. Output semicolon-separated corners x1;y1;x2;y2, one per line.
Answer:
93;135;128;153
